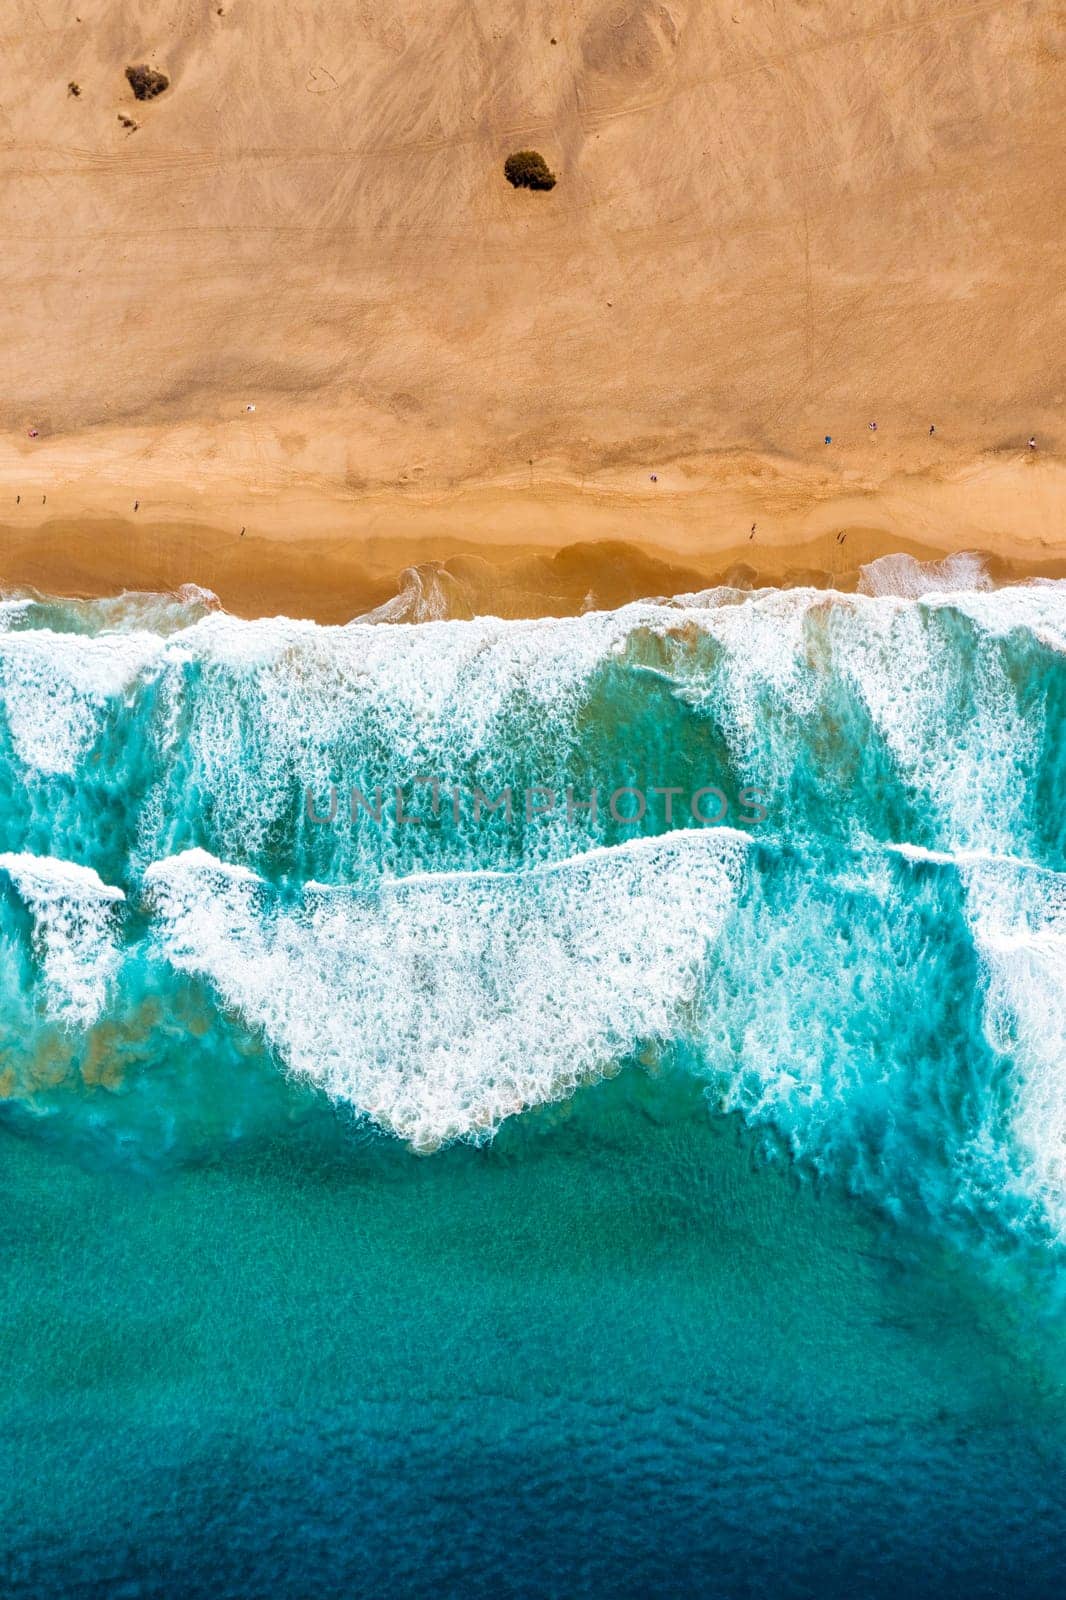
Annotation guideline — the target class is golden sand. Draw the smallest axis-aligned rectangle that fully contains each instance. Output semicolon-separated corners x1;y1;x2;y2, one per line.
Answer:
2;1;1063;618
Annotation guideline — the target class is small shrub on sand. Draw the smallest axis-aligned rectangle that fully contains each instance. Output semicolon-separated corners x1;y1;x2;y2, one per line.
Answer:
504;150;556;191
67;81;81;97
125;64;169;101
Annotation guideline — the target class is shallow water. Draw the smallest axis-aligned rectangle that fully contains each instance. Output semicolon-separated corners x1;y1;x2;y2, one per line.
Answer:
2;577;1066;1595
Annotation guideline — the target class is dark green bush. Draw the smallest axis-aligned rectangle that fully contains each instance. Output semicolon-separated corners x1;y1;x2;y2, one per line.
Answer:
504;150;556;191
126;64;169;101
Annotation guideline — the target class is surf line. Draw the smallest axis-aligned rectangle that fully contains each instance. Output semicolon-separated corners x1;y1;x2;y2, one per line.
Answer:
304;780;770;828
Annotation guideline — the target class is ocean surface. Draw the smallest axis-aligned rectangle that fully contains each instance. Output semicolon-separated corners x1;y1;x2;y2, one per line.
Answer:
3;558;1066;1596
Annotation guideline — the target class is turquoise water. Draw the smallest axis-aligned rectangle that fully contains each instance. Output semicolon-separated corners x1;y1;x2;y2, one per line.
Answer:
2;575;1066;1594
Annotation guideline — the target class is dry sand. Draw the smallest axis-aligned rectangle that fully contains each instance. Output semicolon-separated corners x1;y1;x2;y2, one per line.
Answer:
1;0;1063;618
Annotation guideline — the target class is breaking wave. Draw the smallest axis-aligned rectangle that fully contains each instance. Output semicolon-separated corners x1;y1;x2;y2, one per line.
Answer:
1;577;1066;1255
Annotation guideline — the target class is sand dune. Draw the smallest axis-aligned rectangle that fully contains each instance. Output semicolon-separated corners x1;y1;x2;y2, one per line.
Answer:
1;0;1063;615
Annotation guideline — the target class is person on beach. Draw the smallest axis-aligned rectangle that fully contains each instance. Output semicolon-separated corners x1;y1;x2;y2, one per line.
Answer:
1029;436;1037;450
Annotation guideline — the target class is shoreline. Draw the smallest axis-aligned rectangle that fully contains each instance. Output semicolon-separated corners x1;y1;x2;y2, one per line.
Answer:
1;441;1063;622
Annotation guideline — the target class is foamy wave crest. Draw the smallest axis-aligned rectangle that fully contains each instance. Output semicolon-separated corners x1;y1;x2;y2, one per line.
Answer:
931;582;1066;654
1;582;1064;837
858;552;992;598
0;598;33;631
961;855;1066;1236
145;832;749;1147
137;605;655;863
0;630;164;774
829;596;1038;851
355;563;462;624
0;854;125;1027
2;581;1066;1254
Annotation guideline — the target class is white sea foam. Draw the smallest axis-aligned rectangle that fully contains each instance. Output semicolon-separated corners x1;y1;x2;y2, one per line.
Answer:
3;583;1066;1250
0;629;164;773
928;581;1066;654
145;831;749;1147
0;598;33;631
680;588;821;745
959;855;1066;1236
874;842;1066;1241
884;841;1048;873
830;593;1037;851
355;564;459;624
0;579;1063;782
0;854;125;1027
858;551;992;598
138;606;651;859
1;579;1063;874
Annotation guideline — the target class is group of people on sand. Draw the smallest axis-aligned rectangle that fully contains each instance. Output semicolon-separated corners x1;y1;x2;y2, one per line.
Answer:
820;423;1038;450
650;421;1040;481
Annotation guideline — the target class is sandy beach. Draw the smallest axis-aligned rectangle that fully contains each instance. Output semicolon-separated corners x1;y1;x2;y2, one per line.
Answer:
2;0;1063;617
1;443;1065;620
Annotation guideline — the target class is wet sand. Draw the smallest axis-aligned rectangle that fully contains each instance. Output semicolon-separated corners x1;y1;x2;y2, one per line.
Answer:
0;446;1063;621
